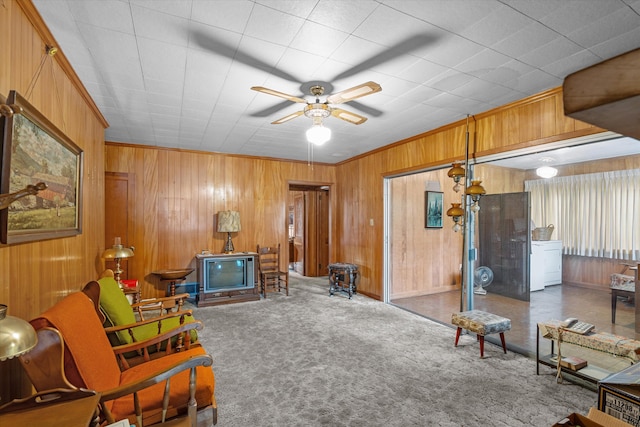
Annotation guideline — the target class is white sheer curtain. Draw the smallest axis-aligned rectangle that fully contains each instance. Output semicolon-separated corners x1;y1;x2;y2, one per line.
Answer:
525;169;640;260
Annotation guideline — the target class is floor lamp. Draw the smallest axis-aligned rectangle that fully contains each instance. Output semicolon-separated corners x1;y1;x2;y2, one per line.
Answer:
446;115;486;312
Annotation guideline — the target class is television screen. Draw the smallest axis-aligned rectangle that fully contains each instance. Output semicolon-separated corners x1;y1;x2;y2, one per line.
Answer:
201;256;254;293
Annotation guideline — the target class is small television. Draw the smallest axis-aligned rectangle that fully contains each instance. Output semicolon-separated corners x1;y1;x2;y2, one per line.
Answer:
196;253;255;294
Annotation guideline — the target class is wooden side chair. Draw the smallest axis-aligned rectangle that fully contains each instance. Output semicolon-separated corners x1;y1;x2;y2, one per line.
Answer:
256;244;289;298
21;288;217;426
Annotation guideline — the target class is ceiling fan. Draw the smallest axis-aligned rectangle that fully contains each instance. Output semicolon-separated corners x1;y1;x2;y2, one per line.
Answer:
251;81;382;126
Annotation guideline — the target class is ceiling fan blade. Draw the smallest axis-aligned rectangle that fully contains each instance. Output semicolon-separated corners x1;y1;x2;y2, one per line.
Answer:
326;82;381;105
252;86;307;104
272;110;304;124
331;108;368;125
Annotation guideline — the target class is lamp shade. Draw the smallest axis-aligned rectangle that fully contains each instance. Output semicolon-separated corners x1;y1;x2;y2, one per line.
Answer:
0;304;37;361
306;124;331;145
218;210;241;232
102;245;135;260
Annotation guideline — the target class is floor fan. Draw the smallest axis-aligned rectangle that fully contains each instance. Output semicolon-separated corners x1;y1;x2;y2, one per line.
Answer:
473;266;494;295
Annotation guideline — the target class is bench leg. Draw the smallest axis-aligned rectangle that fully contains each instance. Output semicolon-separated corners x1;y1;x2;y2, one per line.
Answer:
612;291;617;323
499;332;507;354
454;327;462;346
479;335;485;358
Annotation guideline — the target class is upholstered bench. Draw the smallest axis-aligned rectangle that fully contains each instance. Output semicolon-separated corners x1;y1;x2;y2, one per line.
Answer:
452;310;511;358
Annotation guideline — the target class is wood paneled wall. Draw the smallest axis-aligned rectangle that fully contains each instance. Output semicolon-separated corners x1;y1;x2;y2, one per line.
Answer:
335;88;604;299
389;164;527;299
104;144;336;299
0;0;107;401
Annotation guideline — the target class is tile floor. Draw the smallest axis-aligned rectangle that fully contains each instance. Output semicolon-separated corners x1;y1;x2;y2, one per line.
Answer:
392;284;639;375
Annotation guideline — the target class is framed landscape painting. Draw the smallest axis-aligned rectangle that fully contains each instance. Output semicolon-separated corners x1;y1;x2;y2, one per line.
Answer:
425;191;443;228
0;90;83;244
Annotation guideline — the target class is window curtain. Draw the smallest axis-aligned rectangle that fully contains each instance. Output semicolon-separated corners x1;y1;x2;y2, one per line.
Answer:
525;169;639;261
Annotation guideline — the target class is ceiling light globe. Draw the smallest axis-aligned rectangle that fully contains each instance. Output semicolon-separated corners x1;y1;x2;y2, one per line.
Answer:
306;124;331;145
536;166;558;178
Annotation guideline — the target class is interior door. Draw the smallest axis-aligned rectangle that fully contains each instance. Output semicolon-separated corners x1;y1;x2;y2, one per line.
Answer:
477;192;531;301
105;172;134;280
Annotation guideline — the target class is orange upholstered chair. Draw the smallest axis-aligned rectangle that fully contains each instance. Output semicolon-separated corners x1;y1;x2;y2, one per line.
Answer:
21;287;217;426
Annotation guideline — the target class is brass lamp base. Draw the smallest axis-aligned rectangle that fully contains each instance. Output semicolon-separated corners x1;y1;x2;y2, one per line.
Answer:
223;232;235;254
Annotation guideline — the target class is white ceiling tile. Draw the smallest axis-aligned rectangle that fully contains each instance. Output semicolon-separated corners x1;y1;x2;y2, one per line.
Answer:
244;3;305;46
397;59;449;84
589;26;640;58
541;49;603;78
130;0;193;19
518;37;584;68
540;0;628;34
255;0;318;18
568;7;640;50
479;60;536;85
382;0;499;33
67;0;134;34
138;39;187;83
454;49;512;77
492;22;559;58
425;69;476;93
460;3;535;47
353;4;439;46
289;21;349;57
190;0;254;33
420;34;485;68
307;0;378;33
131;4;190;47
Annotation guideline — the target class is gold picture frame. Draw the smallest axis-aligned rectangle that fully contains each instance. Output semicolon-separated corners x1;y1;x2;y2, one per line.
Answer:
0;90;83;244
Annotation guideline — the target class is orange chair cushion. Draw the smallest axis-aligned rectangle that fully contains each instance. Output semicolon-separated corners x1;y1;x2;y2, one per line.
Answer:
34;292;122;392
111;346;215;421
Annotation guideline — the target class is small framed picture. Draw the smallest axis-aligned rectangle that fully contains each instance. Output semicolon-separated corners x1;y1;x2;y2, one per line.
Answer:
425;191;443;228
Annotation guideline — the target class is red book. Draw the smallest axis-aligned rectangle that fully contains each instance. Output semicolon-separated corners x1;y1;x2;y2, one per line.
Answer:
120;279;138;288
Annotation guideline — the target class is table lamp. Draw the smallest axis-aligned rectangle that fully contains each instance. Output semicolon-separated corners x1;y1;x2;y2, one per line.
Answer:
0;304;37;361
217;210;241;253
102;237;135;286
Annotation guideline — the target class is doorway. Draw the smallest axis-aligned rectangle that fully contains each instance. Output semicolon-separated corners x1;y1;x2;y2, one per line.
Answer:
288;184;330;277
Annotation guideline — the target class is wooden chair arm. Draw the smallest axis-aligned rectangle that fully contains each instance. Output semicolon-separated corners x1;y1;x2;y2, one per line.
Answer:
99;354;213;402
132;294;191;320
131;294;190;309
110;321;203;355
109;320;204;370
104;310;194;334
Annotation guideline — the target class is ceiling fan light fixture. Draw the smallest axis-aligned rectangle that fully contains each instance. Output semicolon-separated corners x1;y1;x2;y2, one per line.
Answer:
306;120;331;145
304;103;331;119
536;166;558;178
